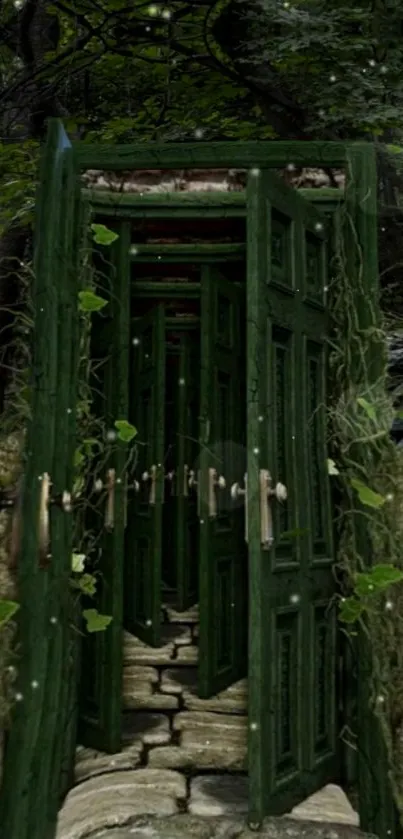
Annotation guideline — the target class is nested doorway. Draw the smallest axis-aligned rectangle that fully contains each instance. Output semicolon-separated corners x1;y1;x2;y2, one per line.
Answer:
78;169;342;823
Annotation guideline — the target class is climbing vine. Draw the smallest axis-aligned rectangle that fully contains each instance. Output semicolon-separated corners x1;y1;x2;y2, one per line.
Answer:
327;197;403;822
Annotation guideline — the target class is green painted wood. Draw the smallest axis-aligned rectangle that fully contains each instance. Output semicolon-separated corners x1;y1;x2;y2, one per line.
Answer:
71;132;348;171
343;145;403;839
246;170;340;825
124;304;166;646
174;333;199;610
0;121;81;839
78;224;130;752
198;265;247;698
130;243;245;263
132;282;201;297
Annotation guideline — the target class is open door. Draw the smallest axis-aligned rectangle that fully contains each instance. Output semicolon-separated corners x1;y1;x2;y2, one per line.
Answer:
78;223;130;753
124;304;166;646
246;171;340;824
0;120;83;839
175;332;199;610
198;265;247;698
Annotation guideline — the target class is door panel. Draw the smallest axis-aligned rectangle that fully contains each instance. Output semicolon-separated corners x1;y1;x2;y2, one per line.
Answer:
246;171;339;823
175;332;200;610
124;304;165;646
78;223;130;753
198;266;247;698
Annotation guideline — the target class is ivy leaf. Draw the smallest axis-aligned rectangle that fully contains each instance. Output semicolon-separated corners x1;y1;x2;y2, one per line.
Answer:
0;599;19;628
354;572;376;597
77;574;97;596
369;564;403;588
327;458;339;475
91;223;119;245
83;608;113;633
71;553;86;574
114;420;137;442
357;397;376;420
350;478;385;508
78;290;108;312
339;597;364;624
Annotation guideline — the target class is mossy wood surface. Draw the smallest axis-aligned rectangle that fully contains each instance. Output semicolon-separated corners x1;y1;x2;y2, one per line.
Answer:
0;122;81;839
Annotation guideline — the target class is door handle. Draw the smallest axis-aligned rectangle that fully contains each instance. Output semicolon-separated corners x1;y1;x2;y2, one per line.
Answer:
188;468;226;518
209;467;226;518
142;465;157;505
188;469;201;517
231;474;248;541
260;469;287;550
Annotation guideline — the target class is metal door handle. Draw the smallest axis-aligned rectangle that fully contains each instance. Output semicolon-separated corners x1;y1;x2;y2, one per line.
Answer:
231;474;248;541
208;467;226;518
142;465;157;505
188;469;201;517
260;469;287;550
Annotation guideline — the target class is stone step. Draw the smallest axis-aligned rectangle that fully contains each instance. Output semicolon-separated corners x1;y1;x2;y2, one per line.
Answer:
183;678;247;715
160;667;197;695
74;742;143;784
122;712;171;746
123;690;179;711
189;774;248;816
174;711;247;744
165;604;199;624
291;784;359;826
57;771;181;839
147;743;246;771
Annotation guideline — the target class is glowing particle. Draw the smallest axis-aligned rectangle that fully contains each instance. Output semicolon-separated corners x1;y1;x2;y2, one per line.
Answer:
250;168;260;176
385;600;393;611
253;447;259;454
162;8;171;19
50;616;58;624
194;128;204;139
132;337;140;346
106;429;117;441
329;74;336;83
290;593;300;604
148;4;159;14
31;680;39;689
15;692;23;701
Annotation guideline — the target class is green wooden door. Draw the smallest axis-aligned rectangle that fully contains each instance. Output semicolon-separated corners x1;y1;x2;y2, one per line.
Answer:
0;120;82;839
246;171;339;823
198;265;247;698
78;224;130;753
175;332;199;610
124;304;166;646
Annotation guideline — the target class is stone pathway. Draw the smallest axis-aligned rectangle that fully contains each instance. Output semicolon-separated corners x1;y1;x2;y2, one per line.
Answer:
56;770;360;839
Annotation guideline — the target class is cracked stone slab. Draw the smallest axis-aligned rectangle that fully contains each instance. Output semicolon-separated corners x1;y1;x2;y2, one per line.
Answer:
75;743;143;784
174;711;246;736
174;645;198;664
183;679;247;715
123;632;175;666
147;743;246;771
189;775;248;816
160;668;196;695
123;666;160;684
66;813;377;839
123;679;154;700
123;692;179;711
56;773;179;839
290;785;359;826
122;713;171;746
165;604;199;624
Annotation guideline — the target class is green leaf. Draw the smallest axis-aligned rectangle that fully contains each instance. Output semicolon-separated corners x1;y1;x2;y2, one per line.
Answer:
339;597;364;624
327;458;339;475
74;448;85;468
114;420;137;442
77;573;97;596
71;553;86;574
357;397;376;420
83;608;113;633
78;290;108;312
369;564;403;588
91;223;119;245
350;478;385;508
0;599;19;628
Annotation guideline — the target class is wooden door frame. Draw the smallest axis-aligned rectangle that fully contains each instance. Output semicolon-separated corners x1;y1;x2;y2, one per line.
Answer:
57;121;381;832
